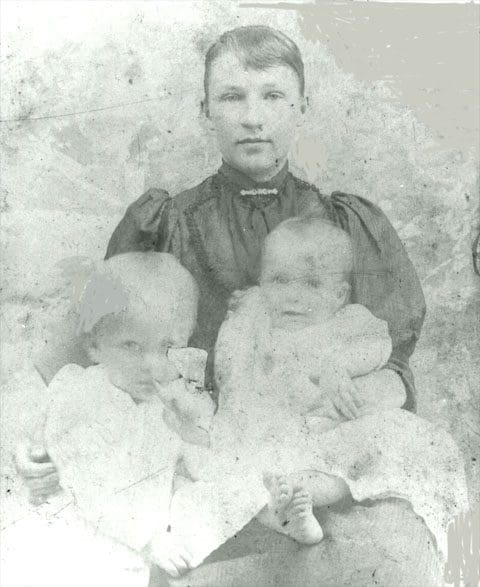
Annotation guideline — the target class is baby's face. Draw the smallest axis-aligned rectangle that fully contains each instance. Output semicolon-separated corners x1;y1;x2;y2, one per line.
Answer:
260;232;348;331
90;293;195;402
205;51;305;180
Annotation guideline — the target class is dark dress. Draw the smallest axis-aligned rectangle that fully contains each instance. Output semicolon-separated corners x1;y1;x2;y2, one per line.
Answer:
103;161;437;586
106;162;438;587
106;160;426;411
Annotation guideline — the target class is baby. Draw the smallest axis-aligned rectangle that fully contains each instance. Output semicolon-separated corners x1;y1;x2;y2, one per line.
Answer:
41;252;215;578
216;213;399;432
34;238;465;581
212;215;404;534
161;214;408;569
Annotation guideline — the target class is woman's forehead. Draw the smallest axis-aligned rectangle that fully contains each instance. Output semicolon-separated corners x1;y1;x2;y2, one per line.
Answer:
208;51;301;92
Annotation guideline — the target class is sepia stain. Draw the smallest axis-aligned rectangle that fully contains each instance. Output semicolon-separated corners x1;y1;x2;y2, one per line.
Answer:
444;506;480;587
76;271;129;335
347;453;375;482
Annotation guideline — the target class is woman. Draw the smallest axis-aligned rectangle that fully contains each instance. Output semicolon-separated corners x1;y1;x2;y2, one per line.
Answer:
18;26;438;585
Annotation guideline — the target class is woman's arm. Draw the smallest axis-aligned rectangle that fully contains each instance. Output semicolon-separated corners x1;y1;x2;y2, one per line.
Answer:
331;192;426;412
105;188;172;258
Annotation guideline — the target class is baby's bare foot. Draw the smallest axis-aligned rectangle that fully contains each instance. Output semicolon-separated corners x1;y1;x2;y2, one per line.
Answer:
283;486;324;544
263;472;293;518
263;473;324;545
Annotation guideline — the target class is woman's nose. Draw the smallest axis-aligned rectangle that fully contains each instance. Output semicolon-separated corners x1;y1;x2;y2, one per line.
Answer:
240;98;266;129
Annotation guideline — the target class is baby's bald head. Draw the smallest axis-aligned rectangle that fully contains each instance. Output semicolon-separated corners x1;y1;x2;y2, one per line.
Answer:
78;252;198;345
262;214;353;283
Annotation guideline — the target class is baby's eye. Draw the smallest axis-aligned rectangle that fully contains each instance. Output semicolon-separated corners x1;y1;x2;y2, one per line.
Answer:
273;275;289;284
120;340;142;353
306;278;321;288
162;341;175;353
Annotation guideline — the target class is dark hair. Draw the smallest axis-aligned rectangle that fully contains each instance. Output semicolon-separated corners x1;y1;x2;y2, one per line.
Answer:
204;25;305;103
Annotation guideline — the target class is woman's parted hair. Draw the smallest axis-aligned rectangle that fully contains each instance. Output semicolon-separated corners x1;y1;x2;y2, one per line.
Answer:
204;25;305;100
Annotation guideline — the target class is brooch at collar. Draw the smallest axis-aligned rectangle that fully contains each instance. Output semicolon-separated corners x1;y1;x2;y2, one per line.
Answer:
239;188;279;196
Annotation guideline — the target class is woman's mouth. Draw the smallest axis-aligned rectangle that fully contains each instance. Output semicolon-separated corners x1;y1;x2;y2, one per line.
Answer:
237;138;271;144
282;310;306;317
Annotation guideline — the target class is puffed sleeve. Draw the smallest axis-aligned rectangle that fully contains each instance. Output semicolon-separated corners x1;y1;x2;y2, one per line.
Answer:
105;188;173;259
331;192;426;412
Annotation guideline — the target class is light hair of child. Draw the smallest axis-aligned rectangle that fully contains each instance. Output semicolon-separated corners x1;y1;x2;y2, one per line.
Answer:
76;252;198;338
263;214;354;282
203;25;305;106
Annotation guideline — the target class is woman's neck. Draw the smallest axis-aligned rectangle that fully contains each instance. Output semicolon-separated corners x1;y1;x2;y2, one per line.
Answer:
227;158;288;183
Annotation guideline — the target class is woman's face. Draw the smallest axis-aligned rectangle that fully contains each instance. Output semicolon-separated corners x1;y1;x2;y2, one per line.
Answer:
204;51;306;181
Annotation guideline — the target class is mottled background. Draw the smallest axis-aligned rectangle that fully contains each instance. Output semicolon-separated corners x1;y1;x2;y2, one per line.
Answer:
1;0;479;538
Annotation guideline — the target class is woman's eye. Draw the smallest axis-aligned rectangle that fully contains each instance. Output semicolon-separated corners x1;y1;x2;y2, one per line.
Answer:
273;275;288;284
306;278;321;288
221;94;241;102
120;340;142;352
265;92;284;101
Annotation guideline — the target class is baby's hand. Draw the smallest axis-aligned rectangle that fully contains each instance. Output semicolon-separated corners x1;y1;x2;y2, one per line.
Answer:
144;531;193;577
312;363;361;421
156;377;185;406
331;373;361;420
161;380;213;446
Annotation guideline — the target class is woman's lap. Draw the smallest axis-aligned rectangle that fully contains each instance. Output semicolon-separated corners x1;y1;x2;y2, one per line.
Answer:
150;498;442;587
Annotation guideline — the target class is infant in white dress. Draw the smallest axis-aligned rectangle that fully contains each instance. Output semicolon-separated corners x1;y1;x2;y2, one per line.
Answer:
41;252;214;580
166;214;468;573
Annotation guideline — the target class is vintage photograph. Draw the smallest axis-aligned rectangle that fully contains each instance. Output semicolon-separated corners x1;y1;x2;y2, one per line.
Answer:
1;1;479;586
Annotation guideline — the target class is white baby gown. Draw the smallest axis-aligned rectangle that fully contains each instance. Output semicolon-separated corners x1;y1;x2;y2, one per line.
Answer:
168;287;469;568
44;364;181;552
3;347;207;587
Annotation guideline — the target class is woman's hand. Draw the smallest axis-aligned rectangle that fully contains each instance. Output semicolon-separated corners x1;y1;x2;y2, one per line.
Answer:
14;441;61;505
352;369;407;414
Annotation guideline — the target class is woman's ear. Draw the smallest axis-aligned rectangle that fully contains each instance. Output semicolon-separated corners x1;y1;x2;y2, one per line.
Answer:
84;333;101;364
296;95;308;128
200;98;216;133
301;95;309;115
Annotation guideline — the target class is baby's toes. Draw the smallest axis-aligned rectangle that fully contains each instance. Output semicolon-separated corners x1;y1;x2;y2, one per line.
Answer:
263;471;284;494
290;503;311;517
291;488;310;503
289;492;312;514
276;477;293;502
277;476;290;495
